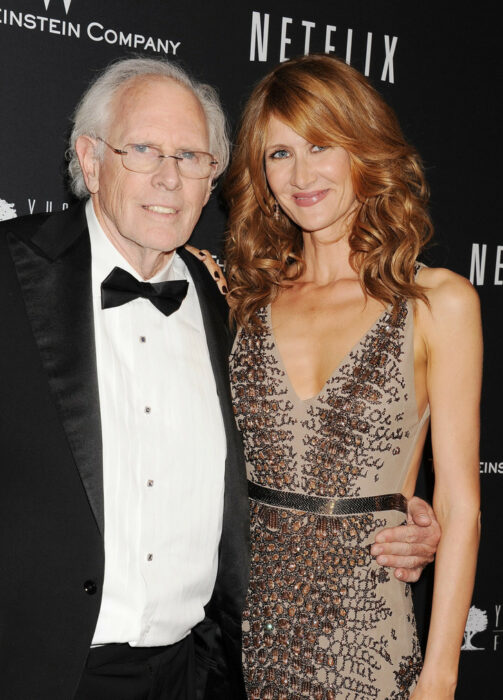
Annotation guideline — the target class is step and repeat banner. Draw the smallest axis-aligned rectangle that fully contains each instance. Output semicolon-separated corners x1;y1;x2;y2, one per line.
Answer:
0;1;500;696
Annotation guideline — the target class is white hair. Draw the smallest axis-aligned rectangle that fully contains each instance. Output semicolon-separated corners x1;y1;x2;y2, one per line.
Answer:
67;57;230;198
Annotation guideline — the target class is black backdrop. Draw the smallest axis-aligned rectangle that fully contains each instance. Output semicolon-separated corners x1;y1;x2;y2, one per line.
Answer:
0;1;501;696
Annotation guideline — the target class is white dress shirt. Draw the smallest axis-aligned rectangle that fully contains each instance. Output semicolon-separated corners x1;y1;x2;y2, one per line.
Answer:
86;200;226;647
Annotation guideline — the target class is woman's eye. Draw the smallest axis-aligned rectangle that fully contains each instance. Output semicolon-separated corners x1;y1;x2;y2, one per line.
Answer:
312;145;328;153
269;149;290;160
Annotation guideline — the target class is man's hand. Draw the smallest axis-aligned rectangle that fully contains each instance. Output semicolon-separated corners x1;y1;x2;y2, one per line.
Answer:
370;497;441;582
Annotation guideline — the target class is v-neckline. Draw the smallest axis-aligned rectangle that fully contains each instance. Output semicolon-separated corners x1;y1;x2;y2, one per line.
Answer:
267;303;391;403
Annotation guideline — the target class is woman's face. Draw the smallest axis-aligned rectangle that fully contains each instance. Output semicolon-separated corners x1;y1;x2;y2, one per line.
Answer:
264;115;358;241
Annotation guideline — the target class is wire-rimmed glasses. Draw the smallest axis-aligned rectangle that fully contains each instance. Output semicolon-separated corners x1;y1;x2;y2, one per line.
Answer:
97;137;218;179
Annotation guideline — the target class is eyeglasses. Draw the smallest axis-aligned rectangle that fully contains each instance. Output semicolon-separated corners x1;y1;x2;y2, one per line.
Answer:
97;138;218;179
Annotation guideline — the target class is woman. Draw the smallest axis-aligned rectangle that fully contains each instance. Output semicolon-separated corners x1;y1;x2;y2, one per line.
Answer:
224;55;481;699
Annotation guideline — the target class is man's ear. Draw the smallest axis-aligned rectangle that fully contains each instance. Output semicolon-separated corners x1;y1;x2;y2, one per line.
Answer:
202;176;213;207
75;135;101;194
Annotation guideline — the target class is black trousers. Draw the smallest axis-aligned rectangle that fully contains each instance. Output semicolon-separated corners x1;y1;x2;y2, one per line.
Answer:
74;634;196;700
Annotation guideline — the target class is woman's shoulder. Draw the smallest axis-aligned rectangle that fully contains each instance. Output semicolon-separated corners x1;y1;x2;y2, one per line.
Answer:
417;265;479;307
414;266;481;331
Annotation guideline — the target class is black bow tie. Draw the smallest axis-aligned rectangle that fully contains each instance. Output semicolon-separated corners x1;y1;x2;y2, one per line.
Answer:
101;266;189;317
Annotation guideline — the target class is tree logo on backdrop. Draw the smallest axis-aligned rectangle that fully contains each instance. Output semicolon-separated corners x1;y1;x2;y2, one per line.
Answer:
0;199;17;222
462;606;488;650
43;0;72;13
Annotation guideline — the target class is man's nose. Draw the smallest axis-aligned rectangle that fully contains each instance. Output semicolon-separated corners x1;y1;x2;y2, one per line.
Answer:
151;155;183;190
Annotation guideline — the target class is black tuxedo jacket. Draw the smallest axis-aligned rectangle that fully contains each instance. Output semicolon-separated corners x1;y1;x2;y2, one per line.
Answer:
0;203;249;699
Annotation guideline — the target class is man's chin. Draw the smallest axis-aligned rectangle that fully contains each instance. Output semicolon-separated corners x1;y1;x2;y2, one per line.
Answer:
129;227;192;254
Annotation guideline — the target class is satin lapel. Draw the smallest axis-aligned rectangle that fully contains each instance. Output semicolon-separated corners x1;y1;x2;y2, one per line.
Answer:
7;205;104;535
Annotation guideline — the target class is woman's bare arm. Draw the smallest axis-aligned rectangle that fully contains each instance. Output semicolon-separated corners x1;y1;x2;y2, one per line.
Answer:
411;268;482;698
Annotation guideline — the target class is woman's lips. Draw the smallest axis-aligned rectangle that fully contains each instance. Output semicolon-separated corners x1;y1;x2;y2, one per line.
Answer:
292;190;329;207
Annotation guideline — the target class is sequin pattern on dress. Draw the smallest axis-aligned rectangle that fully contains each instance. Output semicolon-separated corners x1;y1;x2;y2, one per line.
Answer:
231;314;299;490
230;302;425;699
302;301;408;499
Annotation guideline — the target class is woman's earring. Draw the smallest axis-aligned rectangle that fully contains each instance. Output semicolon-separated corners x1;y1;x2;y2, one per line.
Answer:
273;202;280;220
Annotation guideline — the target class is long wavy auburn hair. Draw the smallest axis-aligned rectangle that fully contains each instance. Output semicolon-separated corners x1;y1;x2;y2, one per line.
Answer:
223;54;433;330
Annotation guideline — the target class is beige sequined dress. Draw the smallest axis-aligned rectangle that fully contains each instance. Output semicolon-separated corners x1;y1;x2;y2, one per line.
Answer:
229;298;430;700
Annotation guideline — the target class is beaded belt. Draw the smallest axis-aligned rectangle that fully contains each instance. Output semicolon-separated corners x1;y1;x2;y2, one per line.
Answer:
248;481;407;516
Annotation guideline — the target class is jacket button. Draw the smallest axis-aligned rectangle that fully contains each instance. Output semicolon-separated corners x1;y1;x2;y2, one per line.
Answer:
83;580;97;595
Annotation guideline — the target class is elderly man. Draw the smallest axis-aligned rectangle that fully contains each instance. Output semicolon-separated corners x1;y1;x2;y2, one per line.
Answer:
0;58;439;700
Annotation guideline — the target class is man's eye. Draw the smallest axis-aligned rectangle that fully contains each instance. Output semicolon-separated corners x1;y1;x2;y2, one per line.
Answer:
177;151;198;161
269;149;290;160
131;144;154;155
